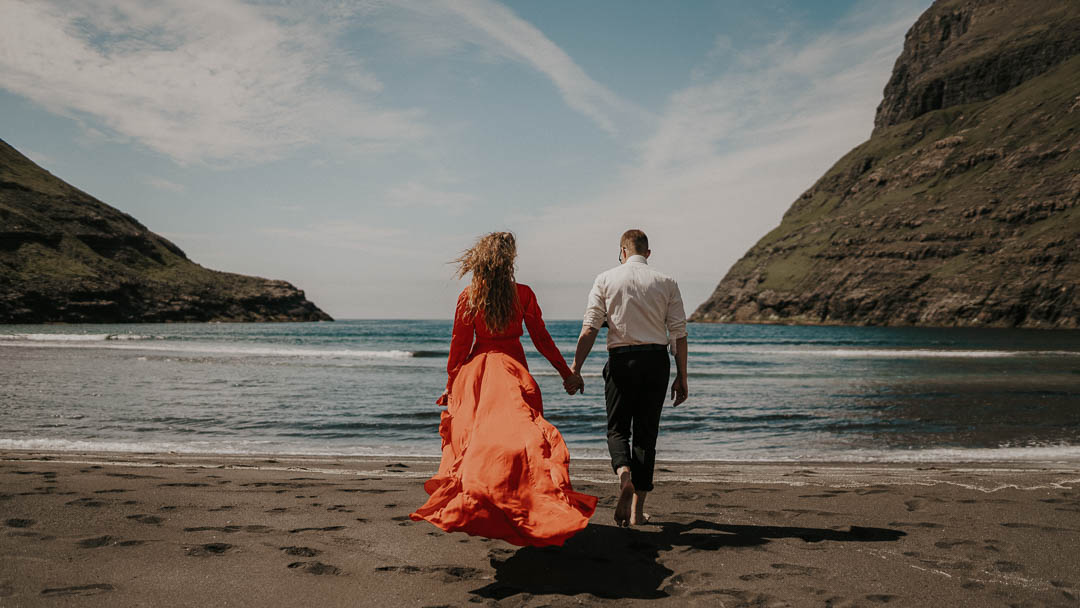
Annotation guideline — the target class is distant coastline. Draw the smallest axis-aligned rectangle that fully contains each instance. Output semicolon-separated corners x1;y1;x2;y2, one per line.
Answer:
0;138;331;324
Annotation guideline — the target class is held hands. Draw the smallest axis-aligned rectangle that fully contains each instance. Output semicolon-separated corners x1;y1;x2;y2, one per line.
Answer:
670;374;688;407
563;372;585;395
436;390;449;406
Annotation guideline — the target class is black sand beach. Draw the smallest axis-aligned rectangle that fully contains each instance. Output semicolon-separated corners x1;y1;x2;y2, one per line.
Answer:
2;450;1078;606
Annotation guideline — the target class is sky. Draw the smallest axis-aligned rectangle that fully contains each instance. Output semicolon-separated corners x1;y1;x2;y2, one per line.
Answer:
0;0;933;319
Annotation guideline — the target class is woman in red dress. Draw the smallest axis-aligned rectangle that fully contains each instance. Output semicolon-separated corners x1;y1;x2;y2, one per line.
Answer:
410;232;597;546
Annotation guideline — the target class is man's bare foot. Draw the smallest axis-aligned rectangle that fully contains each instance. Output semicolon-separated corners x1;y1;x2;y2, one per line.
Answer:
614;470;634;527
630;491;651;525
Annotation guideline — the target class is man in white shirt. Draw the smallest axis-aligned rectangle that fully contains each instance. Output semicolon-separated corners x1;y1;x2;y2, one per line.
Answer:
565;229;688;527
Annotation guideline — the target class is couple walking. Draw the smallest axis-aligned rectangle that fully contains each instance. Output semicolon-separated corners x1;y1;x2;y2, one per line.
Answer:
410;229;688;546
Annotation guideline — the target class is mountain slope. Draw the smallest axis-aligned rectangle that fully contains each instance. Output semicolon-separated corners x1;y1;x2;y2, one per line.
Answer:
0;138;332;323
692;0;1080;329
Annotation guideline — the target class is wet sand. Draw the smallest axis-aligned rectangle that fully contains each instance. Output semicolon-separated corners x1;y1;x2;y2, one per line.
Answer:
1;450;1078;607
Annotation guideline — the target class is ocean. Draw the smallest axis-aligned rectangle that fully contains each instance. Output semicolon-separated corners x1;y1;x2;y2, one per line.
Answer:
2;320;1079;463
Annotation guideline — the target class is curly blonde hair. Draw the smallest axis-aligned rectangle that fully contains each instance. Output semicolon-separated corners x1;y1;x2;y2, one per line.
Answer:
454;232;519;332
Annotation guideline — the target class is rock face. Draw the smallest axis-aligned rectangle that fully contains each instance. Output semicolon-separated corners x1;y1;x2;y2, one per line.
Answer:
0;138;332;323
692;0;1080;329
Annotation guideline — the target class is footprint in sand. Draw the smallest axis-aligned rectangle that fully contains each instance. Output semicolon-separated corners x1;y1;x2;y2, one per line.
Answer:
184;525;273;534
770;563;822;576
962;581;986;590
287;526;345;534
40;584;114;597
65;498;106;508
288;562;341;575
126;514;164;525
888;521;944;529
994;561;1024;573
904;499;925;512
5;518;34;528
186;543;233;557
375;565;481;583
76;536;145;549
281;546;320;557
934;539;975;549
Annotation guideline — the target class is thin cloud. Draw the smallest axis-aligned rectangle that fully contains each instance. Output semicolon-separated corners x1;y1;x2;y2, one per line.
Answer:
516;1;930;314
382;0;650;135
145;176;185;193
385;182;478;213
0;0;426;166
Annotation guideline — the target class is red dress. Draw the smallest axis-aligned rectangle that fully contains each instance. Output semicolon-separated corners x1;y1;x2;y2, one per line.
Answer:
410;283;597;546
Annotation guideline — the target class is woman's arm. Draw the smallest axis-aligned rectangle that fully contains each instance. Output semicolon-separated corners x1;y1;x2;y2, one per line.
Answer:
521;286;573;380
439;290;474;404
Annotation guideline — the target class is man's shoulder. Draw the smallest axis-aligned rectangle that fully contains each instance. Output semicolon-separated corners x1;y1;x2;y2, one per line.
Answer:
639;264;678;286
593;265;623;283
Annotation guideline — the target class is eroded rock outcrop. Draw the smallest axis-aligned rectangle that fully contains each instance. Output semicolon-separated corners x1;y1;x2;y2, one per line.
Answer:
692;0;1080;329
0;138;332;323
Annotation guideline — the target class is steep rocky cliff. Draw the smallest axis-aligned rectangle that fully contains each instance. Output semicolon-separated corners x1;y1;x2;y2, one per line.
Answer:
0;138;332;323
692;0;1080;329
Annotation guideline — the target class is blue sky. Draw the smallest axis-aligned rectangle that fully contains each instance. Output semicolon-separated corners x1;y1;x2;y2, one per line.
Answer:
0;0;932;319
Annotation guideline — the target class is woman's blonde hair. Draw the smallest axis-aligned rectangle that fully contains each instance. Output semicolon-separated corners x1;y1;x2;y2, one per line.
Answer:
454;231;519;333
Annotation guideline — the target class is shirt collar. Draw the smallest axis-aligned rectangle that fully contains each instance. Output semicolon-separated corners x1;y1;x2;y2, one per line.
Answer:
627;254;648;264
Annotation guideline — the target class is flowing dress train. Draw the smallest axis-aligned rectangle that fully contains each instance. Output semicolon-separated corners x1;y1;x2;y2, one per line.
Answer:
410;284;597;546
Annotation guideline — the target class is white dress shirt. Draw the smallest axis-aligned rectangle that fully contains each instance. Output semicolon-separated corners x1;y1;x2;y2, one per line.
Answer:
582;255;688;352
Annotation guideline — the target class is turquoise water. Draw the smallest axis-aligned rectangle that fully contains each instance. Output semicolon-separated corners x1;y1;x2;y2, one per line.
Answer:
2;321;1079;462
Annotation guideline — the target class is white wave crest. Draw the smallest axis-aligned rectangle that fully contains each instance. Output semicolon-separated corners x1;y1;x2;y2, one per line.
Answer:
688;345;1080;358
0;437;440;458
0;338;419;360
0;333;160;342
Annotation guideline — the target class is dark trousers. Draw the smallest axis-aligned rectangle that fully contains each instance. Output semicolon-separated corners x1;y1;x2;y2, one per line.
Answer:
603;349;669;492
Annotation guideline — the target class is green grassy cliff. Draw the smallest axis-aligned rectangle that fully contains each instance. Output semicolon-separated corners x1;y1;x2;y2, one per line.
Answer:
692;0;1080;329
0;139;332;323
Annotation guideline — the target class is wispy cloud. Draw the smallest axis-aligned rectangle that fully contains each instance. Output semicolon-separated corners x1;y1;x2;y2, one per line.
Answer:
145;176;185;193
0;0;425;166
380;0;649;135
384;181;477;213
258;221;413;256
516;1;930;312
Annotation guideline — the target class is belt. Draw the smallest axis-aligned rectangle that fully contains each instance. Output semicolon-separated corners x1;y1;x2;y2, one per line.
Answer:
609;344;667;354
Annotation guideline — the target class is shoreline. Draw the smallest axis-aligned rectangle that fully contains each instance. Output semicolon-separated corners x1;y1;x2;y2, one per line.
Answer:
4;443;1080;466
2;450;1078;606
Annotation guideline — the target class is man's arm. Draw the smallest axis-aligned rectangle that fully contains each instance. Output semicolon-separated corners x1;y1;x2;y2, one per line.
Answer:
564;326;599;394
565;274;606;395
667;280;689;406
671;336;688;406
571;326;599;376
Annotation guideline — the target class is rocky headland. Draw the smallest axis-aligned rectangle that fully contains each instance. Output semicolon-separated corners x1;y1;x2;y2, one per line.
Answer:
0;138;332;323
692;0;1080;329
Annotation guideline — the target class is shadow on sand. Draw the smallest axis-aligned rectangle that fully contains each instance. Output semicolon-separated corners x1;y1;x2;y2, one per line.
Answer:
470;520;906;601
